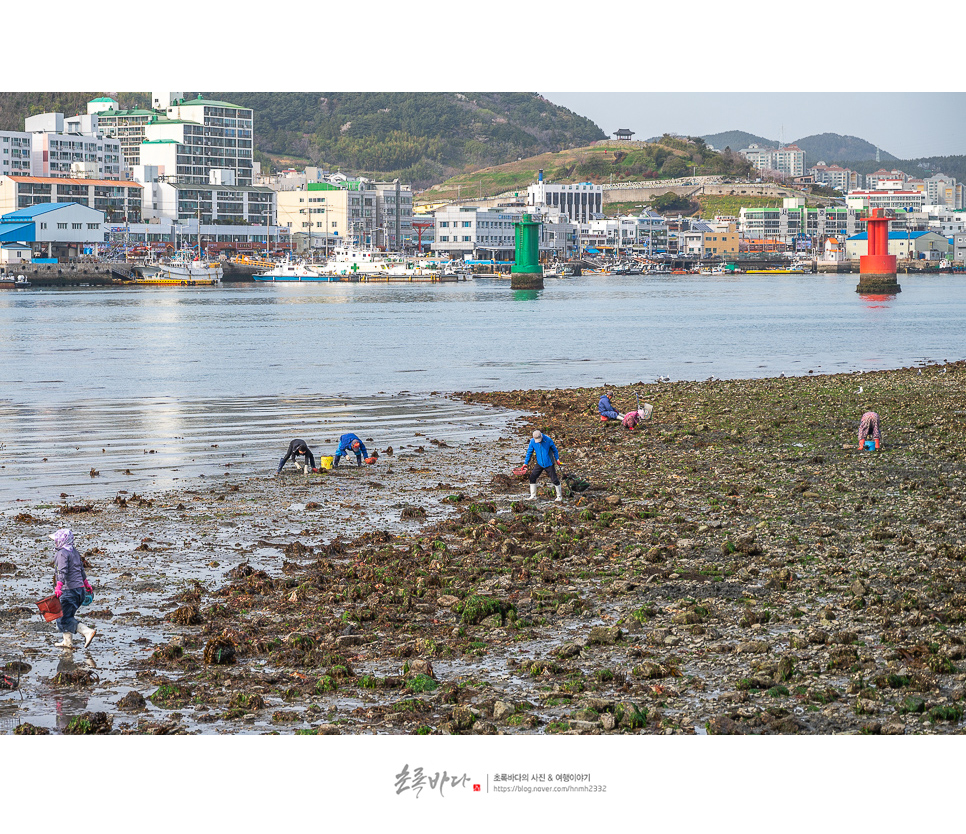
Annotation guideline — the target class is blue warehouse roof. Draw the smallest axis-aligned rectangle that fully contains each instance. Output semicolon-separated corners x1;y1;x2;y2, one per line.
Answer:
847;230;931;241
2;203;81;222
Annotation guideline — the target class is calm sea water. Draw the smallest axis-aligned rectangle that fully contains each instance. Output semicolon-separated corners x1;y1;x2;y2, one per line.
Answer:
0;272;962;503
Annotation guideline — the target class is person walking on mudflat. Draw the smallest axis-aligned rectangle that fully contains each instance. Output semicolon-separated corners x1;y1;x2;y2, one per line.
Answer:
50;528;97;649
858;410;882;450
524;430;564;501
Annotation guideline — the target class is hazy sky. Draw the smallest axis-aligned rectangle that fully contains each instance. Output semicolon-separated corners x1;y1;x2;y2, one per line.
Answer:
539;93;966;160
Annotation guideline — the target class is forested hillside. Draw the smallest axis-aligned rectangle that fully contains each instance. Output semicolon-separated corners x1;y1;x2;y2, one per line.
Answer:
203;92;606;186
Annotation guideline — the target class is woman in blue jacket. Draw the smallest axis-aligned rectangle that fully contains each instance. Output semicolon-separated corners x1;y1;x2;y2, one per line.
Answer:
333;432;368;467
524;430;563;501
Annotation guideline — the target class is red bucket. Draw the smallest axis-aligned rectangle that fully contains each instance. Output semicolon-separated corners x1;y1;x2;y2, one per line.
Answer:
37;595;62;622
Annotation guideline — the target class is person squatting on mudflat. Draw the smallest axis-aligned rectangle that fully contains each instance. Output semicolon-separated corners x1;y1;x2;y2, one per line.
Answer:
277;439;317;474
524;430;563;501
622;402;653;430
333;433;368;467
598;392;622;421
858;410;882;450
50;528;97;649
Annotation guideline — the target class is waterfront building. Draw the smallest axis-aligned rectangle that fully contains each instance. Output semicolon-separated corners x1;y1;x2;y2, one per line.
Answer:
0;175;142;223
108;217;284;256
0;202;104;258
845;229;950;260
370;180;414;251
739;198;860;244
954;232;966;263
139;180;274;228
276;183;352;253
433;205;518;260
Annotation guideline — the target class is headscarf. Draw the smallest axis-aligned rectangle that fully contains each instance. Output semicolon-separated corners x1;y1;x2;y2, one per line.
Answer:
49;529;74;550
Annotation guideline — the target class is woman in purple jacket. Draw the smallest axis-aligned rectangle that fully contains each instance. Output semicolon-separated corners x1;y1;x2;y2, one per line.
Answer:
50;528;97;649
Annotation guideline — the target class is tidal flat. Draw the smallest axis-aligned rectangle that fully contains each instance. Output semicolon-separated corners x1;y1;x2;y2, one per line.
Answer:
3;362;966;735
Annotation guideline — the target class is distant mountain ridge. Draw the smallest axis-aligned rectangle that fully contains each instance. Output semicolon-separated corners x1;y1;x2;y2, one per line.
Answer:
649;130;900;165
698;130;898;164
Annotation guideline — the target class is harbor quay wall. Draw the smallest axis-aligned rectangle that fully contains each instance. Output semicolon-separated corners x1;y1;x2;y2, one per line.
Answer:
6;262;118;286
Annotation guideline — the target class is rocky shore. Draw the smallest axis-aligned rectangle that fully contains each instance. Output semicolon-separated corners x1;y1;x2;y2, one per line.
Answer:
3;362;966;736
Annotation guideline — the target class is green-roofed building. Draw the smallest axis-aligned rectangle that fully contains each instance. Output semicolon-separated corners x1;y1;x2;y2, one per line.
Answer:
90;92;255;201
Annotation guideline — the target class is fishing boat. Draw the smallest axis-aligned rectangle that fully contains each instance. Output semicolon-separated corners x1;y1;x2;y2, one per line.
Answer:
0;273;30;288
130;251;222;285
543;262;577;278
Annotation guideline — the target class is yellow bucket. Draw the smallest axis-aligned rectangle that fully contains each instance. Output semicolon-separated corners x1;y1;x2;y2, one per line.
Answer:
319;456;334;470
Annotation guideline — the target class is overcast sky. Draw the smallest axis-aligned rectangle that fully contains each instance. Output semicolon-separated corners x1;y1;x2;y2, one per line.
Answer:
539;93;966;160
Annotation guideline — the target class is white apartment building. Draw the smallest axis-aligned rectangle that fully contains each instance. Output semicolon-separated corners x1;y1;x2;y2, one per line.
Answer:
846;188;925;213
527;177;603;224
434;206;517;259
905;205;966;236
739;143;806;178
142;95;254;189
140;180;274;228
434;205;577;260
23;111;123;180
809;162;859;191
921;174;964;210
0;131;33;177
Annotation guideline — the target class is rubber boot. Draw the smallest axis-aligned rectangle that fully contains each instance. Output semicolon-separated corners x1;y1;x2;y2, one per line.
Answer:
57;631;73;649
332;455;340;468
528;483;538;500
76;622;97;649
555;484;563;502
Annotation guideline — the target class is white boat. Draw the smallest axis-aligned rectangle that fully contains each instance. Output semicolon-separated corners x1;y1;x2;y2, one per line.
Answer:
132;251;222;285
253;255;335;282
0;273;29;288
317;246;455;281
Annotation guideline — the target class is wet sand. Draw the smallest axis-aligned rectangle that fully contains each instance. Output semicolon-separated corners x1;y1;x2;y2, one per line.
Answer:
3;363;966;736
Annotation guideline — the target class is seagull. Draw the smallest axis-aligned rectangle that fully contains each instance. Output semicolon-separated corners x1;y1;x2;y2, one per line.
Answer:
856;386;863;394
918;369;923;375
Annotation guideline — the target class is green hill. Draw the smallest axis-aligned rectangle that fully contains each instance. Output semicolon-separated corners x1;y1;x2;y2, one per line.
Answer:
202;92;606;187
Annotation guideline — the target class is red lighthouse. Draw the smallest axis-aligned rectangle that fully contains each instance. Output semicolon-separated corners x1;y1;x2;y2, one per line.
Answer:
857;208;901;293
